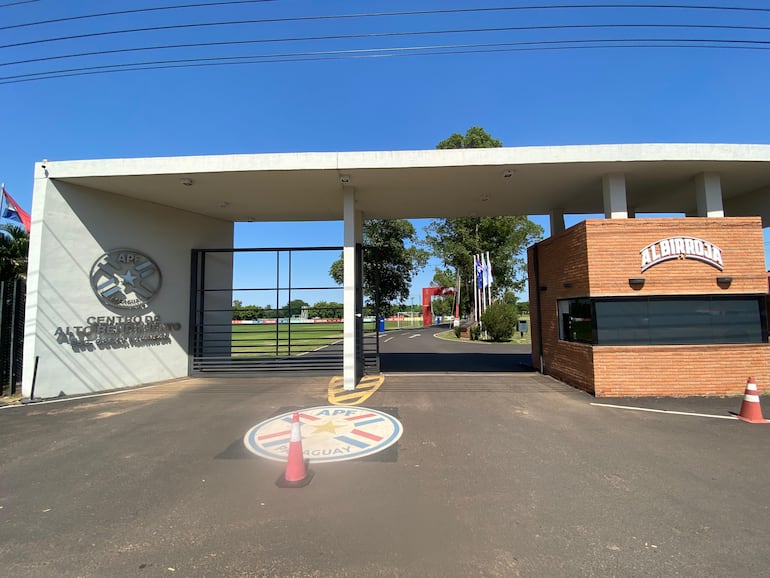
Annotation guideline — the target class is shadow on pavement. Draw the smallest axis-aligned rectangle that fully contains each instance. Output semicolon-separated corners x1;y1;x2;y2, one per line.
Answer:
380;352;533;373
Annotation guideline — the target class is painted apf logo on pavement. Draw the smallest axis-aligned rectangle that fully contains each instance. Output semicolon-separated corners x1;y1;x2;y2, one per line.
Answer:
243;406;403;463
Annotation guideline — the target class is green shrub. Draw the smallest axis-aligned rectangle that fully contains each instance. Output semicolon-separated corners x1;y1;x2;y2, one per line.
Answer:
453;325;462;338
481;301;518;342
470;324;481;341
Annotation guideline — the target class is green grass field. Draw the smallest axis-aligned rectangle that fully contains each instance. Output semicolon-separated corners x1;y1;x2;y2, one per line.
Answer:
230;323;346;356
227;318;423;356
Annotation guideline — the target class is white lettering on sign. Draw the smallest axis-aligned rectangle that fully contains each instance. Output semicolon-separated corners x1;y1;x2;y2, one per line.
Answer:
640;236;723;273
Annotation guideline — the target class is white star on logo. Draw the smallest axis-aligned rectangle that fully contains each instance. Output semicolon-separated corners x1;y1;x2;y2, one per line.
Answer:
122;269;138;287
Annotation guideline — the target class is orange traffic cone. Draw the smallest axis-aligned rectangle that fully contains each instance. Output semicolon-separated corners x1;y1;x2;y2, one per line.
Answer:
276;412;314;487
736;378;770;424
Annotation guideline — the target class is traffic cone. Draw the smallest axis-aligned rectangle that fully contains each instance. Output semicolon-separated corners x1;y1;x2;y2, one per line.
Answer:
276;412;314;487
736;378;770;424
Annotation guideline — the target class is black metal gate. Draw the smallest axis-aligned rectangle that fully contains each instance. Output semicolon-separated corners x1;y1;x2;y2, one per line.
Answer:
189;247;379;375
0;278;25;395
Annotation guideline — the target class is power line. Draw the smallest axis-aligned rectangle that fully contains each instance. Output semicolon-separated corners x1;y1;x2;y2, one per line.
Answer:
0;0;278;31
4;4;770;50
4;38;770;85
0;0;42;7
4;22;770;67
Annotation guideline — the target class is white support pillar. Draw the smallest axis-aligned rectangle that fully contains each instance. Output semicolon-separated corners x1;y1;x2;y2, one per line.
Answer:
602;173;628;219
549;210;565;236
695;172;724;217
343;188;363;391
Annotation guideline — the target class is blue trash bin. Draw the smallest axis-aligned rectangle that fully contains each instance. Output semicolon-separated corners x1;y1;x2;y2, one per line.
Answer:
378;318;385;332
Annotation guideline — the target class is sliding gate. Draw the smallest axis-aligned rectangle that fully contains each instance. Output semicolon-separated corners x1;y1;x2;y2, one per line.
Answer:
190;247;379;375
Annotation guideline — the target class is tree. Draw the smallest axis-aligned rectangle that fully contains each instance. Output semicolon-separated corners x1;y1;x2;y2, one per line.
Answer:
330;219;428;317
280;299;309;319
426;127;543;316
481;301;518;342
436;126;502;149
0;224;29;282
308;301;343;319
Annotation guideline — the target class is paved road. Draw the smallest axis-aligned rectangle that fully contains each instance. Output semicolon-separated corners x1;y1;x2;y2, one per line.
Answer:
380;325;532;373
1;338;769;576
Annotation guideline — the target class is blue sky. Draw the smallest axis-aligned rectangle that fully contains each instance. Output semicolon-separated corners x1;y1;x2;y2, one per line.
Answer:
2;0;770;304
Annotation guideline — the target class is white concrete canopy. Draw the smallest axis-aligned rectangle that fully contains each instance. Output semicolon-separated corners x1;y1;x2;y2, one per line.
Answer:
41;143;770;224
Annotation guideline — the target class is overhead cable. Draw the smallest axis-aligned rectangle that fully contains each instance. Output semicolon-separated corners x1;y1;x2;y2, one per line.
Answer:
4;4;770;49
0;0;278;31
3;38;769;85
4;22;770;65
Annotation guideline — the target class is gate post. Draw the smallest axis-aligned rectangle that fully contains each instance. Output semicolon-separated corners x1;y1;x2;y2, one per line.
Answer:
343;189;363;391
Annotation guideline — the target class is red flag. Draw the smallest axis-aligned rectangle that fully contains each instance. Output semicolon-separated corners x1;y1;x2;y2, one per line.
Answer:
2;186;31;232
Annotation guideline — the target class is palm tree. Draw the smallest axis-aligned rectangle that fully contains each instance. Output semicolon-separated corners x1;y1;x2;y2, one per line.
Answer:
0;224;29;282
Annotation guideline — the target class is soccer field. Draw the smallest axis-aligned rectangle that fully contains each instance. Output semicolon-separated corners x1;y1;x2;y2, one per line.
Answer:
231;323;345;356
228;319;422;356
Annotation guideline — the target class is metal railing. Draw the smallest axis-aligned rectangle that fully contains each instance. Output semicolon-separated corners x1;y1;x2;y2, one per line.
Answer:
0;279;25;395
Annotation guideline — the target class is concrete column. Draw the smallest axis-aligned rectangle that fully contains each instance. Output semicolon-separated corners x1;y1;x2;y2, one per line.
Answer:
343;189;363;391
602;173;628;219
549;210;565;235
695;172;724;217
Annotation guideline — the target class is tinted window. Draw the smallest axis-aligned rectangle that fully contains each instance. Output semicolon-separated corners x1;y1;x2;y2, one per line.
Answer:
594;296;765;346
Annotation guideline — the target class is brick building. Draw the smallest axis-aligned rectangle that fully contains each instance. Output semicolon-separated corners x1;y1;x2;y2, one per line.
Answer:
529;217;769;397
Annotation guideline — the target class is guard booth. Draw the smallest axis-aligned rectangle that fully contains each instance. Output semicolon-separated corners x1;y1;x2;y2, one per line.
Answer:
528;217;770;397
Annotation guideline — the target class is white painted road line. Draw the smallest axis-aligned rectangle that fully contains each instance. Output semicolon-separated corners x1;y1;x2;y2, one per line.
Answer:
591;403;739;420
384;337;394;343
408;334;420;339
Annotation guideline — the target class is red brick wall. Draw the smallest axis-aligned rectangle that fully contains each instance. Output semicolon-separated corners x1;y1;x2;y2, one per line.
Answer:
529;217;769;397
594;345;770;397
529;222;595;394
585;217;767;296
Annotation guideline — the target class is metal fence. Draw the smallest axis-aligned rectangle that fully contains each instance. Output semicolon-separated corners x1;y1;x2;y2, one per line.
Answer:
0;278;25;396
190;247;379;375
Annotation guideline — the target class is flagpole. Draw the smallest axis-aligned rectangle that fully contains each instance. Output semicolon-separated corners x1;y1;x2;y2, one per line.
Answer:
455;269;460;321
472;256;477;323
481;253;488;313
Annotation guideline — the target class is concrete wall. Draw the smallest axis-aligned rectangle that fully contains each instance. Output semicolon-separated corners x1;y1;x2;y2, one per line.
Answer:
22;177;233;399
529;217;770;397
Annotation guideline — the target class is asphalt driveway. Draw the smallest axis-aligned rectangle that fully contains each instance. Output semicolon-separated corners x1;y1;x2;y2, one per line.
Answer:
1;368;769;577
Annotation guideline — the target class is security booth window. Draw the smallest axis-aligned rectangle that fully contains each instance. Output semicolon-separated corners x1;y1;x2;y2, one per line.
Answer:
557;298;593;344
593;296;767;346
557;295;767;346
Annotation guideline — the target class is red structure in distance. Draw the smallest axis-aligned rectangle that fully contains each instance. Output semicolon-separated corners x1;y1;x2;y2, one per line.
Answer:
421;286;456;326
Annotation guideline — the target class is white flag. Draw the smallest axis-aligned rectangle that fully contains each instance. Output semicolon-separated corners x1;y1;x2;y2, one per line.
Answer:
485;251;493;287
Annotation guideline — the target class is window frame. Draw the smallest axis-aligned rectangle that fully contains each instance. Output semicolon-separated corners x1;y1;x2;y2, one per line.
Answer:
557;294;768;346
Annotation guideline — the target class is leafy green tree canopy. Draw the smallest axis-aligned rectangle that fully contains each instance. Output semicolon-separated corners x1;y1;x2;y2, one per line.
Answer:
436;126;502;149
426;127;543;314
330;219;428;316
0;224;29;282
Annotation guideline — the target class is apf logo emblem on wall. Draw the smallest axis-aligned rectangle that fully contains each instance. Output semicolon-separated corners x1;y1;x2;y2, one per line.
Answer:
90;249;162;310
640;236;724;273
